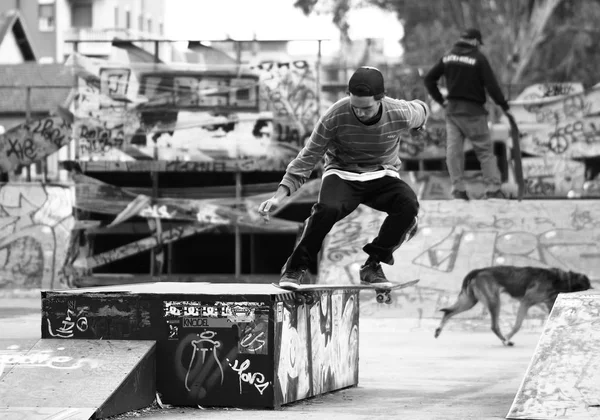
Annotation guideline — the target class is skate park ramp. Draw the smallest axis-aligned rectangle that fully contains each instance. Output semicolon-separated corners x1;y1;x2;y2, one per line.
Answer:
507;291;600;419
0;338;156;419
319;199;600;327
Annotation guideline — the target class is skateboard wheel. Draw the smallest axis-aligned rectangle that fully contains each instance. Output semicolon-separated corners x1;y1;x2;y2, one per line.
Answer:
376;293;385;304
295;295;306;305
385;294;392;304
304;294;315;305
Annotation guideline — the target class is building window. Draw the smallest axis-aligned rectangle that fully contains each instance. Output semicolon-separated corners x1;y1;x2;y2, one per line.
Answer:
38;1;55;31
114;6;119;27
125;10;131;29
147;18;152;33
71;3;92;28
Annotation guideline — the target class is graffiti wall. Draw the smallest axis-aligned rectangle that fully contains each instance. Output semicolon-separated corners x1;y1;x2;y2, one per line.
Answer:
66;53;308;169
508;83;600;196
0;183;74;290
394;79;600;197
41;285;359;408
320;200;600;323
162;299;273;407
257;59;321;147
507;292;600;420
274;289;359;405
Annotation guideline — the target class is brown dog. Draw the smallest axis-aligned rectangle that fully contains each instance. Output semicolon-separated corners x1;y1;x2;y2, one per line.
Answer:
434;266;591;346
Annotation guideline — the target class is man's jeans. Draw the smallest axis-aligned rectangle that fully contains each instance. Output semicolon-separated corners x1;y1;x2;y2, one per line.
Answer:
445;114;501;193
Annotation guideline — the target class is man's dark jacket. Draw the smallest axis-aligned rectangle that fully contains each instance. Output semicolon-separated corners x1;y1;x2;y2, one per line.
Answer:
424;41;509;115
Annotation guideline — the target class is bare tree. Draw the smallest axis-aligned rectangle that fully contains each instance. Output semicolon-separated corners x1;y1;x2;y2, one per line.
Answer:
294;0;600;88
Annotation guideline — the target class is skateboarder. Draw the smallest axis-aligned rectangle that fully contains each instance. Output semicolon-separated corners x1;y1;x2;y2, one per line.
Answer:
424;28;515;200
258;66;429;289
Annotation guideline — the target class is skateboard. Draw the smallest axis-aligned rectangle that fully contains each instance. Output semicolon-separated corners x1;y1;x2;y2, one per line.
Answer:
507;114;524;201
272;279;420;305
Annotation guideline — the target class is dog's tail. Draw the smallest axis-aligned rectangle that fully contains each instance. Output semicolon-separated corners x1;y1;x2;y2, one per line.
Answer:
435;269;481;338
440;268;481;314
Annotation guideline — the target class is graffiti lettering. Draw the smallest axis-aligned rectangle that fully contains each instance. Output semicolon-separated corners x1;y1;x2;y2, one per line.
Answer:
540;83;574;98
46;307;89;338
140;204;175;219
78;123;125;153
164;301;264;319
522;83;576;101
0;351;99;376
275;123;301;145
528;95;592;124
6;138;36;161
257;60;309;71
228;358;269;395
526;175;555;196
240;331;266;352
165;160;227;172
31;117;68;148
100;68;131;98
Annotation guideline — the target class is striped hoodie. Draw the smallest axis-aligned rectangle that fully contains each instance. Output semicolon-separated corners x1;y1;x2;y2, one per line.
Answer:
280;96;429;194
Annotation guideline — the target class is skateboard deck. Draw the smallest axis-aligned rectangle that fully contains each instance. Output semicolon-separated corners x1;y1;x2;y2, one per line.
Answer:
272;279;419;305
507;114;525;201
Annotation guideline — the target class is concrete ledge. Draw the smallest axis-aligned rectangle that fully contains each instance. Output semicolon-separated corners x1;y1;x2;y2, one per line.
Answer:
41;282;360;409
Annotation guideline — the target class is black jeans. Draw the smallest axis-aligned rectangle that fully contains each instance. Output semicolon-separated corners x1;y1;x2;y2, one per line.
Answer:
283;174;419;272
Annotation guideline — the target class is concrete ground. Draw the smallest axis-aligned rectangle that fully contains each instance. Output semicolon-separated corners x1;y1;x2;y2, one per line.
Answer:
0;294;541;420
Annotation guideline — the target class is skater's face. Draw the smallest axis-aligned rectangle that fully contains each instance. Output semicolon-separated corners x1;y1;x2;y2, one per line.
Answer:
350;94;380;122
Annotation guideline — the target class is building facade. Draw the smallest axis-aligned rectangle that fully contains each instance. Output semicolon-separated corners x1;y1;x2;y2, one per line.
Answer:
0;0;167;63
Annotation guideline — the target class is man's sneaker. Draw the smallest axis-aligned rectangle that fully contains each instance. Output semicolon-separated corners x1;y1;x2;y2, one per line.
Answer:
279;267;307;289
485;189;507;199
359;261;393;288
451;190;469;201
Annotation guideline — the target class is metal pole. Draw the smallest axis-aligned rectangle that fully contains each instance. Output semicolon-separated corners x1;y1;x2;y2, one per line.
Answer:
73;41;80;161
25;86;31;182
234;171;242;278
150;40;161;277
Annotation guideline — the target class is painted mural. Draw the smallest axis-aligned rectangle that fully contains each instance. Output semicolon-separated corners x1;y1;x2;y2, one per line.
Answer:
507;292;600;419
163;299;273;406
41;283;359;408
274;289;359;405
0;183;74;290
256;59;321;147
398;80;600;198
320;200;600;323
65;53;321;168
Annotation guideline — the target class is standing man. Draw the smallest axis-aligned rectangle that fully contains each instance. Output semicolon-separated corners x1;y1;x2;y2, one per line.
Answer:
258;66;429;289
424;28;514;200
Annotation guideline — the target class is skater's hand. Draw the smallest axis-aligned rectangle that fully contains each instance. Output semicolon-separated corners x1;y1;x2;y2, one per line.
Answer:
258;185;290;223
409;125;426;139
258;196;282;223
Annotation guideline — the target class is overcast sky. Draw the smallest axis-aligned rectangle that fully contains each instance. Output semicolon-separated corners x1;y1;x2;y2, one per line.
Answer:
163;0;404;56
